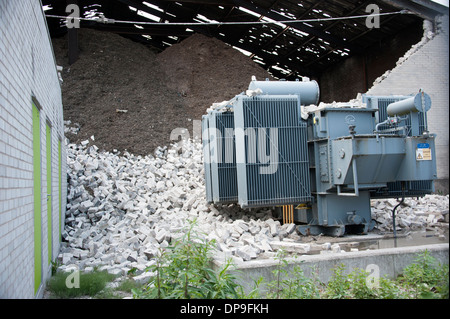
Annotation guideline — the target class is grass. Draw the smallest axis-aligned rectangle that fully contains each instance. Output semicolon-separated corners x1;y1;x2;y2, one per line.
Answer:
46;269;142;299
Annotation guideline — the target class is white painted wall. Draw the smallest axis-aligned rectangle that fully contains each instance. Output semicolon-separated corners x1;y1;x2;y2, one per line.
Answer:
0;0;67;298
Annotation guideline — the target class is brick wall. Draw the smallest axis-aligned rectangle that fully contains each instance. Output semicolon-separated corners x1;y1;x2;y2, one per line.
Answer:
0;0;67;298
366;15;449;187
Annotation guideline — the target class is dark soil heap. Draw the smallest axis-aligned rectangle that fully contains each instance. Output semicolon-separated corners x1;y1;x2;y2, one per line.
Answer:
53;29;272;155
157;33;273;122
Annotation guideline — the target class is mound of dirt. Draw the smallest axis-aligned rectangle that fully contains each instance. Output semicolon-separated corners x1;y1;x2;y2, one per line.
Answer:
53;29;272;155
157;33;274;121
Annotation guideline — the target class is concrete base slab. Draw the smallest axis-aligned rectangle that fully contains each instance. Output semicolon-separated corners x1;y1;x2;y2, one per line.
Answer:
212;243;449;295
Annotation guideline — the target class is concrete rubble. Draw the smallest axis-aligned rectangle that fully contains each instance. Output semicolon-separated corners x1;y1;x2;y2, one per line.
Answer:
371;197;449;233
58;137;449;279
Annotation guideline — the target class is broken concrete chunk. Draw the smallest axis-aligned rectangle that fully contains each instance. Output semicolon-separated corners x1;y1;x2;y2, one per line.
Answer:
79;200;94;213
270;241;311;254
235;246;258;261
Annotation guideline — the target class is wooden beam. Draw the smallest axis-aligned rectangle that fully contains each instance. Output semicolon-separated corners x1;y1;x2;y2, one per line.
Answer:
154;0;233;5
67;0;79;65
116;0;175;21
231;0;364;54
280;0;374;64
380;0;446;20
79;20;192;36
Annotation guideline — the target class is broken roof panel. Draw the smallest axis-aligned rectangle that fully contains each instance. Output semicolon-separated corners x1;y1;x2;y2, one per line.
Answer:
43;0;432;79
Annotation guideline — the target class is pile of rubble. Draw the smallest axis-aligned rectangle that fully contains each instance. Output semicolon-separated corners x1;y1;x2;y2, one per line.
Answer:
60;138;294;280
371;196;449;232
58;137;449;281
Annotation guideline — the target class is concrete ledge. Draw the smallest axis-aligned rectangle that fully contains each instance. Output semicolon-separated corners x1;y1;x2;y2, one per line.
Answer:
213;243;449;294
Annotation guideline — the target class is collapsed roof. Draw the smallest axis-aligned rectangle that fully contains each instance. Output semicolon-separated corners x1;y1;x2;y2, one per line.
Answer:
43;0;447;79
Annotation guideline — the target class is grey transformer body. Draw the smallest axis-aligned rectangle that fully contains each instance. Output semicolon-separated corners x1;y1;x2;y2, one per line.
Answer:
202;79;437;236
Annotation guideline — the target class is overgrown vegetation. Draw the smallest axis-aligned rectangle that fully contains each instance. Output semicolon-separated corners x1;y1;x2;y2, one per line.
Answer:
132;219;240;299
399;250;449;299
47;269;117;298
47;221;448;299
130;220;448;299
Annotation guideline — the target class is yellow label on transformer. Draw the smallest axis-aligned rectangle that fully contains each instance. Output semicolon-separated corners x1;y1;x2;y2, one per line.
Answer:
416;148;432;161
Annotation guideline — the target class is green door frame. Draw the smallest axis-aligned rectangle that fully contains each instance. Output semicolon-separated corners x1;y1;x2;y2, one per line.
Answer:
46;123;52;265
58;139;62;242
32;102;42;295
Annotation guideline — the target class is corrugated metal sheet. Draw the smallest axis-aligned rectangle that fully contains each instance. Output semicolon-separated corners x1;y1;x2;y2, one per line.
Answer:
201;115;213;203
234;95;312;208
363;94;433;197
208;111;238;204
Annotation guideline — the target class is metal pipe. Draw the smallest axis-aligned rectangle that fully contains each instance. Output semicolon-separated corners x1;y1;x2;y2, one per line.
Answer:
283;205;294;224
375;119;390;132
293;206;294;223
391;182;406;242
352;157;359;196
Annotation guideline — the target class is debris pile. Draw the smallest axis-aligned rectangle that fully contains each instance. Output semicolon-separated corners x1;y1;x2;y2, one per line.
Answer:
157;33;274;122
58;136;449;280
53;29;272;156
371;197;449;232
60;138;296;279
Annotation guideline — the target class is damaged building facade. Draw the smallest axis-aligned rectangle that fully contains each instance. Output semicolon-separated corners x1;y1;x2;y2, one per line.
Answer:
366;15;449;192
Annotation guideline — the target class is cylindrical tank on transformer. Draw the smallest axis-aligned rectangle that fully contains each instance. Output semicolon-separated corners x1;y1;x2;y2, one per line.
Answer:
248;78;320;105
387;92;431;116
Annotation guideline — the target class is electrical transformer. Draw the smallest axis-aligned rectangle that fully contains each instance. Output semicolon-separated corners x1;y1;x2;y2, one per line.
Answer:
202;78;437;236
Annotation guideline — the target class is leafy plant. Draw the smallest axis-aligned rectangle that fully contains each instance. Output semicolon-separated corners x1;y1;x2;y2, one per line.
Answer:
265;249;289;299
50;259;62;276
131;230;448;300
133;219;240;299
263;250;321;299
347;268;378;299
323;264;351;299
371;276;403;299
237;276;264;299
399;250;449;299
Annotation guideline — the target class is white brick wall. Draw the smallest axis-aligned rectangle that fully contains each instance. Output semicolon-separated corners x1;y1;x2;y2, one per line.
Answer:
367;15;449;181
0;1;67;298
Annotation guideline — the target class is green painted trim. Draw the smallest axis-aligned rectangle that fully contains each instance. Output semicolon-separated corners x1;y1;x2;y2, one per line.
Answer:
32;103;42;295
46;124;52;265
58;139;62;242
